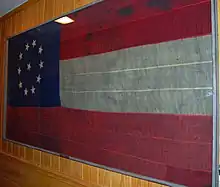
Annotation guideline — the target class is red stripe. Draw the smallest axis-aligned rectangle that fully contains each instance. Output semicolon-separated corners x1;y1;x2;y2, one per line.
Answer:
6;106;212;186
60;0;211;60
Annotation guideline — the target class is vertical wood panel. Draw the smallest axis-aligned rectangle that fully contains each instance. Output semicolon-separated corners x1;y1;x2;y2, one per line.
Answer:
90;166;99;185
0;0;169;187
19;146;26;160
75;0;95;9
13;144;20;158
41;152;51;169
25;147;34;163
62;0;75;14
36;0;45;24
50;154;60;171
60;157;71;175
54;0;65;17
8;142;13;155
2;141;7;153
70;160;83;179
98;168;111;187
33;149;41;166
44;0;55;21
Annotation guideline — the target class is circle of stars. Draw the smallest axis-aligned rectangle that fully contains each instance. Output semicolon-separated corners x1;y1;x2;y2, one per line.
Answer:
17;40;44;96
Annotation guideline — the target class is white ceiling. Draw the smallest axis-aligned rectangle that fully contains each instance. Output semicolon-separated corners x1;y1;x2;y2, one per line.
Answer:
0;0;28;17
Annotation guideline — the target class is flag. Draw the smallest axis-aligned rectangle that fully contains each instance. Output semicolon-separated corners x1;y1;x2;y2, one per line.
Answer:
6;0;212;186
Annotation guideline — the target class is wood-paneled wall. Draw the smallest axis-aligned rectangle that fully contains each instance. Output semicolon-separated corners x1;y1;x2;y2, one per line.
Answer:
0;0;167;186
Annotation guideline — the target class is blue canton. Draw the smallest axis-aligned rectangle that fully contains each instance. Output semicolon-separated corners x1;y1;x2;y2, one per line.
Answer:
7;23;61;107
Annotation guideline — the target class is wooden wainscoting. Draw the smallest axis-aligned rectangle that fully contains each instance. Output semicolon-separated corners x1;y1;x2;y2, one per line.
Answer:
0;149;165;187
0;152;87;187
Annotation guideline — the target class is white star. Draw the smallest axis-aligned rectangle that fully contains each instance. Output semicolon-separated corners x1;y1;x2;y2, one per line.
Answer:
18;81;22;89
27;63;31;71
17;67;21;75
32;40;36;48
25;43;30;51
38;46;43;54
39;61;44;69
31;86;36;94
36;74;41;83
24;88;28;96
19;52;23;60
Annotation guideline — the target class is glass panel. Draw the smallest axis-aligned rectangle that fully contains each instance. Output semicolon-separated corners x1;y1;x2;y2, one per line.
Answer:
5;0;214;186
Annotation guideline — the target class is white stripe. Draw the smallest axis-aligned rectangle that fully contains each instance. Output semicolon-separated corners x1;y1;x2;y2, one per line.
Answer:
71;61;212;76
64;87;213;94
60;35;212;114
60;35;211;75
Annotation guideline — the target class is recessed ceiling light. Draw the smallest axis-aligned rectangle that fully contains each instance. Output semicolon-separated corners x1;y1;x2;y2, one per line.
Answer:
55;16;74;24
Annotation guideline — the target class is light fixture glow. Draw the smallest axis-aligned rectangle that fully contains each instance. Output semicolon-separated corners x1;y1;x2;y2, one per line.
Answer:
55;16;74;24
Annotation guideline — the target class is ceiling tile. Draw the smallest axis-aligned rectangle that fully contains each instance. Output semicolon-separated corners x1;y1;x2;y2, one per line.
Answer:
0;0;28;17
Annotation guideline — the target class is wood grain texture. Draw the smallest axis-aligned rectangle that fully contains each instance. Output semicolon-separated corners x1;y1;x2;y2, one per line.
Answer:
0;0;167;187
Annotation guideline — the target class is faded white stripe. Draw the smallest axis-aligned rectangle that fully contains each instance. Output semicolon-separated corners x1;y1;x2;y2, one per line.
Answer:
64;87;213;94
60;35;212;114
70;61;212;76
